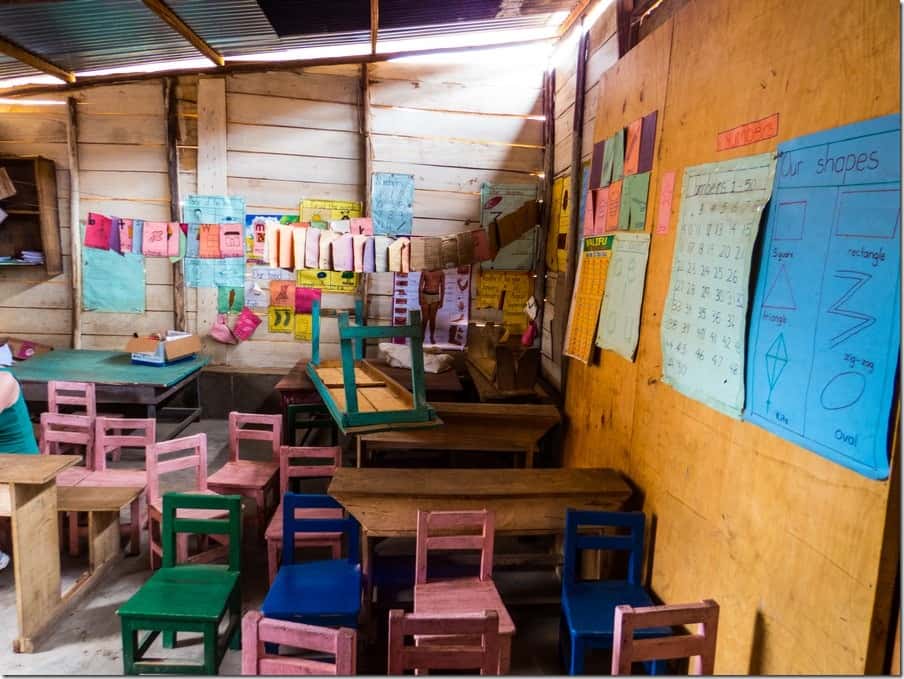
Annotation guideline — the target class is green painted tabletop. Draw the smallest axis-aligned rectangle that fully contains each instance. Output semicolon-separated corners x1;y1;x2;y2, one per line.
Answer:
11;349;210;388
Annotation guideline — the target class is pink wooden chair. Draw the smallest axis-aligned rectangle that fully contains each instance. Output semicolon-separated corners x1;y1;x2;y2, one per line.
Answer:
413;509;515;674
388;608;501;675
47;380;123;459
146;432;232;569
208;412;282;539
265;445;343;584
611;600;720;676
241;610;356;676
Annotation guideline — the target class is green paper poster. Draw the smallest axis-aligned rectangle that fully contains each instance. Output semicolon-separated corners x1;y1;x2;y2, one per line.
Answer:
83;248;146;313
601;129;625;188
618;172;651;231
217;285;244;313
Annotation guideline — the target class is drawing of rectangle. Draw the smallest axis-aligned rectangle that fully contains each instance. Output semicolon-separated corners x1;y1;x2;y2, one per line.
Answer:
773;201;806;240
834;189;900;239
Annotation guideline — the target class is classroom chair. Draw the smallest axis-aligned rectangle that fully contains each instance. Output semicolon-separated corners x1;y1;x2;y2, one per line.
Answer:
207;412;281;539
387;609;501;675
241;610;357;675
47;380;124;459
264;445;343;584
413;509;515;674
146;432;232;570
117;492;242;675
285;401;337;446
559;509;667;675
261;493;362;629
611;600;720;675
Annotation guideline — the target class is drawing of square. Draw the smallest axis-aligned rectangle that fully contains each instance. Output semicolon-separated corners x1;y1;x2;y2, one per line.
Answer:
773;201;806;240
834;189;901;239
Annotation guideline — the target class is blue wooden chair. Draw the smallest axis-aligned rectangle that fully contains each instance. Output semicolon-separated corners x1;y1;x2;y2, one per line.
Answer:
559;509;667;675
261;493;362;629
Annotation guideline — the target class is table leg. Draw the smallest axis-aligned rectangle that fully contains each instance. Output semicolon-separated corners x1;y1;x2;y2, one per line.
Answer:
361;530;373;621
500;634;512;674
10;479;61;653
356;437;363;469
525;446;536;469
88;509;121;572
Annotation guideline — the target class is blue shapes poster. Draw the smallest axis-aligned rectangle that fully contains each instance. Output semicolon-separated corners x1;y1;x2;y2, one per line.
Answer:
745;114;900;479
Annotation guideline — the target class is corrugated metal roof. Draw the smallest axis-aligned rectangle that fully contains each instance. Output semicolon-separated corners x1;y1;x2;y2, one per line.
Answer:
0;0;576;83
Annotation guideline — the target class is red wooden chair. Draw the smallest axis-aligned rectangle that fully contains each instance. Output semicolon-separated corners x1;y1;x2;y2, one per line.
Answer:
611;600;720;676
413;509;514;674
47;380;123;459
241;610;356;676
388;609;501;675
265;445;343;584
208;412;282;539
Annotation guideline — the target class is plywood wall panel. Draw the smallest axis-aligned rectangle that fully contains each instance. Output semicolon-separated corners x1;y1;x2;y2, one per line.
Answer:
562;0;900;673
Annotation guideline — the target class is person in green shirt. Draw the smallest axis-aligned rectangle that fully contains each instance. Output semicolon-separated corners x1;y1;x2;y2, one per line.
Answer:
0;369;38;569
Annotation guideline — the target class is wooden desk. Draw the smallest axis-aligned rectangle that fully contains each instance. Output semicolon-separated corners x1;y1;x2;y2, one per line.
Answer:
13;349;209;438
330;466;631;613
0;454;79;653
355;402;561;468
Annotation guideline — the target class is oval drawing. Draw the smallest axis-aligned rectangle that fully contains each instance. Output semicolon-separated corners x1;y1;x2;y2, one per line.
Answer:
820;371;866;410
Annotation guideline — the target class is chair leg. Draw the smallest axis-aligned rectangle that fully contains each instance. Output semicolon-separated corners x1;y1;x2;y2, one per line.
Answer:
228;588;242;651
330;538;341;560
267;538;278;585
203;622;218;674
176;533;189;564
68;512;80;556
163;629;176;649
121;619;137;675
128;497;141;556
254;490;266;540
569;635;585;675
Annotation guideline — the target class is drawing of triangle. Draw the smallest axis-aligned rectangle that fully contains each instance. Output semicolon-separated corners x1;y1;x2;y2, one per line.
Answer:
763;264;797;310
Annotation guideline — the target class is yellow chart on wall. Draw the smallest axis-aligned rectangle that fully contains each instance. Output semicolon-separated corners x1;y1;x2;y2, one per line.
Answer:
296;269;359;293
546;176;571;272
299;199;362;223
294;313;313;340
564;235;614;364
474;270;533;333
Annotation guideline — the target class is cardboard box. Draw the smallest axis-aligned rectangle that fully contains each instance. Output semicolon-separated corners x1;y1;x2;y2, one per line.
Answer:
125;331;202;366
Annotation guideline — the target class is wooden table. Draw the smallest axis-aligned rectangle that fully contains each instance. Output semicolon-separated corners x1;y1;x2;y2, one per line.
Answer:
329;466;633;620
12;349;209;439
355;402;561;468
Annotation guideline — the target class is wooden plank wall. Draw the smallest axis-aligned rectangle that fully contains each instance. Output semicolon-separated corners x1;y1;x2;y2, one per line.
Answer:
0;49;544;370
562;0;900;673
541;6;618;389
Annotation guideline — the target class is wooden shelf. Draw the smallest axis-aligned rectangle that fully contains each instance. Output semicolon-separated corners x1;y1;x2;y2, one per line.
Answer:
0;156;62;276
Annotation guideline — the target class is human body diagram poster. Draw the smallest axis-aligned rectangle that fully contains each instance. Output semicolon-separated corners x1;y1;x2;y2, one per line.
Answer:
745;115;900;479
392;267;471;350
661;154;776;418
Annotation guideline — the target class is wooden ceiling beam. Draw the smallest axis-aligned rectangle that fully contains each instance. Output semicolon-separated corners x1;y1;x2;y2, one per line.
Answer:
0;36;75;83
370;0;379;55
142;0;225;67
558;0;593;37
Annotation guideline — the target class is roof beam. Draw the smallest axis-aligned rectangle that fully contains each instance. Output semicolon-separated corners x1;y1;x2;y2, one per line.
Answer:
0;36;75;83
141;0;225;67
370;0;379;54
558;0;593;37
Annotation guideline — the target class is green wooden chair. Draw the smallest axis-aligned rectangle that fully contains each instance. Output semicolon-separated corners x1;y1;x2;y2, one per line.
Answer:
117;492;243;675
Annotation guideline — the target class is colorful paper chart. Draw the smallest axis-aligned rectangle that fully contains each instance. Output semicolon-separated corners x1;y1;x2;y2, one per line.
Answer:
564;235;614;363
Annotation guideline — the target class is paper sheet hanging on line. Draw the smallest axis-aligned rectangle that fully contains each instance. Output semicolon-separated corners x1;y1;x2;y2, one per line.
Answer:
219;223;244;257
199;224;221;258
84;213;111;250
300;199;362;223
392;267;471;350
595;232;650;361
350;217;373;235
83;249;146;312
744;115;900;479
371;173;415;236
618;172;651;231
660;153;776;418
564;235;614;363
142;222;169;257
183;194;245;224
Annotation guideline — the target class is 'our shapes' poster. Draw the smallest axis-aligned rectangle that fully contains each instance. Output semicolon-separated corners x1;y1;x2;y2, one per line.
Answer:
745;115;900;479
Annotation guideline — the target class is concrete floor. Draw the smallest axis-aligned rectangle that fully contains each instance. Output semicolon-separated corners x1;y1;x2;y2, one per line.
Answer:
0;418;614;675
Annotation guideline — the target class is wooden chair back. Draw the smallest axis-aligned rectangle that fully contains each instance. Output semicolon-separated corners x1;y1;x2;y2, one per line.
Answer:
611;600;720;675
229;411;282;463
161;492;242;570
278;445;341;496
92;417;156;471
47;380;96;417
387;609;500;675
415;509;495;585
281;493;358;565
241;610;356;675
146;433;208;507
563;509;646;587
39;412;93;457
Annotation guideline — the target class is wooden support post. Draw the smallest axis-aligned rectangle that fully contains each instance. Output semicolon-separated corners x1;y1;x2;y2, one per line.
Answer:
196;77;227;353
560;29;590;397
66;97;82;350
616;0;637;57
164;77;186;331
360;63;373;354
534;70;555;371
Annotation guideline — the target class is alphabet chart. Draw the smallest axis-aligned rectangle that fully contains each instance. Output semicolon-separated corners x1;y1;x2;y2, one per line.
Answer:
745;115;900;479
596;232;650;361
564;235;613;363
661;153;776;417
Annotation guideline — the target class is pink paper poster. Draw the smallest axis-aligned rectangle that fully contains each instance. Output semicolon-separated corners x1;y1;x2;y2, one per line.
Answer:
142;221;169;257
85;213;112;250
656;171;676;235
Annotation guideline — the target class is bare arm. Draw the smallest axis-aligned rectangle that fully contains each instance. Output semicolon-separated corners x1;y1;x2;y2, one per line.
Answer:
0;373;20;413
